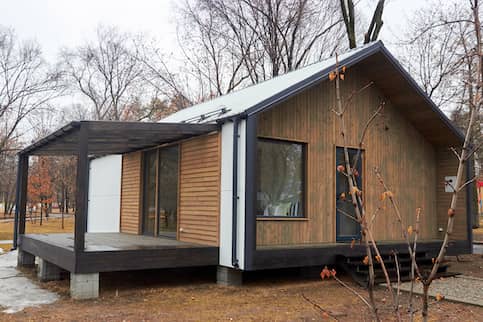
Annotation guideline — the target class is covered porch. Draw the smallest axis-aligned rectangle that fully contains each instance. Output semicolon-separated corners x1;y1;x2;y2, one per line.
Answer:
13;120;219;298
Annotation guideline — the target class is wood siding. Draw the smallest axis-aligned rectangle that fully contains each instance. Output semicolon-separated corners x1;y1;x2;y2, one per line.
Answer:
120;151;142;234
435;147;467;240
178;133;221;246
256;67;445;246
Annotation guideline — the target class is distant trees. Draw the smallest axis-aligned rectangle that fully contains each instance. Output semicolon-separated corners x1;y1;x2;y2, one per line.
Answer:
60;26;148;121
176;0;344;98
0;26;61;160
28;157;54;225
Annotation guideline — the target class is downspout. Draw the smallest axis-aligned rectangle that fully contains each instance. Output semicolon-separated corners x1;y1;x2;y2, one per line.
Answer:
12;154;22;250
465;157;474;253
231;117;240;268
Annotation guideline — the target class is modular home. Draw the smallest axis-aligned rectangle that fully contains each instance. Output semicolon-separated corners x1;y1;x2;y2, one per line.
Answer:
14;41;473;298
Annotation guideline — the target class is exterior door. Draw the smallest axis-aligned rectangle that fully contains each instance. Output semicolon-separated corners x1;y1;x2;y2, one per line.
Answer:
336;147;362;242
141;145;179;238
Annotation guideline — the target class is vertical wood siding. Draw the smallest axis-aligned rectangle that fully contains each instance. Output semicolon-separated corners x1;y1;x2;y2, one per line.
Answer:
435;147;467;240
256;67;443;246
178;133;221;246
120;151;142;234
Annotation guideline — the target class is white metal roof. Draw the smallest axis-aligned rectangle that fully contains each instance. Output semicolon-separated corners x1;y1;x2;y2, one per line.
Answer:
161;42;379;124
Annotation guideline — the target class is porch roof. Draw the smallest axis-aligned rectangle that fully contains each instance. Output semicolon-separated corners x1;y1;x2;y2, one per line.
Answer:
19;120;219;156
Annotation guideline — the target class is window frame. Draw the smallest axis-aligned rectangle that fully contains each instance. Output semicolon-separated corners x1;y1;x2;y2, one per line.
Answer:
255;137;307;219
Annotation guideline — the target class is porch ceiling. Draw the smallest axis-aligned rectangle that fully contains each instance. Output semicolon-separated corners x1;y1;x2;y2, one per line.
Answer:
19;120;219;156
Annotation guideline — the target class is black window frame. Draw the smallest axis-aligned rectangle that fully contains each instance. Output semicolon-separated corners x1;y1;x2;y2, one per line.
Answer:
255;137;307;218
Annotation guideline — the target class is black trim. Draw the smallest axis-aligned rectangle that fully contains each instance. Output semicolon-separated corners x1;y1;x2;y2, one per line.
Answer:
74;123;89;252
12;154;28;250
231;117;240;268
249;240;471;271
244;114;257;270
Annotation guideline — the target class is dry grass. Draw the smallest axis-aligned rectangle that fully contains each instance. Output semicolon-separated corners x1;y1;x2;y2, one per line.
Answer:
0;216;74;241
2;257;483;321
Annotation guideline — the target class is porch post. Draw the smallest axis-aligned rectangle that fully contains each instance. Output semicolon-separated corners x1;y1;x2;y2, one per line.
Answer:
74;122;89;252
244;114;257;270
13;153;29;249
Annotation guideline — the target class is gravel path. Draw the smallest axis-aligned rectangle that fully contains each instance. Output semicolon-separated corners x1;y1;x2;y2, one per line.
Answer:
397;275;483;306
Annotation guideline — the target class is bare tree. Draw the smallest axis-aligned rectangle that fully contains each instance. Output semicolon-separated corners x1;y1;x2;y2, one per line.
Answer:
340;0;385;49
0;26;61;156
60;25;150;121
174;0;344;98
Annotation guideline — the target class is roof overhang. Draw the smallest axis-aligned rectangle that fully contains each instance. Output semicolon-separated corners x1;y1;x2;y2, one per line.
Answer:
20;121;219;156
241;41;464;146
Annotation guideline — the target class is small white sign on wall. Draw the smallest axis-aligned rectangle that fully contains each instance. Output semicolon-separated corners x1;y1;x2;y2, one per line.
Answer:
444;176;457;193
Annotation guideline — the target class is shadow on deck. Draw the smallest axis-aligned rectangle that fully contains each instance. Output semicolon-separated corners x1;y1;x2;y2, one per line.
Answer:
19;233;219;274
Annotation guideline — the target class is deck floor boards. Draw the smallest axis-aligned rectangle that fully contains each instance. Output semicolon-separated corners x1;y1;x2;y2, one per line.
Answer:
19;233;219;273
24;233;212;252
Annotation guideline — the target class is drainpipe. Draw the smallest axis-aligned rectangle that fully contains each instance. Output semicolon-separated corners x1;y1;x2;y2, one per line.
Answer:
231;117;240;268
12;154;22;250
465;157;473;253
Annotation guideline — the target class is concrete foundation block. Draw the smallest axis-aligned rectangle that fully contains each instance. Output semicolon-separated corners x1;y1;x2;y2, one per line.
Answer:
37;258;62;282
217;266;243;286
17;249;35;268
70;273;99;299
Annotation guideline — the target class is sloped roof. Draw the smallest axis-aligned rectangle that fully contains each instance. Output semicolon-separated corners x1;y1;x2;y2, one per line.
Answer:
162;43;377;123
162;41;463;146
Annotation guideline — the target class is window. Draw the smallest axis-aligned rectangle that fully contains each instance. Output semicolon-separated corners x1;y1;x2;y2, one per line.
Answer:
256;138;305;217
142;145;179;237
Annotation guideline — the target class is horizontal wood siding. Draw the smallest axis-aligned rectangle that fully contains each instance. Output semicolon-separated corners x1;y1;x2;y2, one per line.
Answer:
178;133;221;246
120;151;142;234
435;147;467;240
256;67;439;246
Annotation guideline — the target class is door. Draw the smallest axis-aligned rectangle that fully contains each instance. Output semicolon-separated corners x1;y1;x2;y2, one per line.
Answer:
157;145;179;238
336;147;362;242
141;145;179;238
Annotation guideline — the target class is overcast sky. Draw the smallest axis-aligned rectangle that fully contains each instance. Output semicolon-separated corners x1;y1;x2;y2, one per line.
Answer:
0;0;426;64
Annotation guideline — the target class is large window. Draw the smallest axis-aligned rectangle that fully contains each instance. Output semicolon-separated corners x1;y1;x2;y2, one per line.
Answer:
256;138;305;217
142;145;179;237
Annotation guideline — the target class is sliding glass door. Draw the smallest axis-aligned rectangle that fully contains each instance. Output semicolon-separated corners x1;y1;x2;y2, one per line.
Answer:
157;146;178;237
141;145;179;238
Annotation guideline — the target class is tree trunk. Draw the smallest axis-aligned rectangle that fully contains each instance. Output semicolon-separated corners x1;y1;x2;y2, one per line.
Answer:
422;283;429;322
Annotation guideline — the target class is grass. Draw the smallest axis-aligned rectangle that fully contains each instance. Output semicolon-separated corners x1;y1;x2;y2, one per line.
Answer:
0;216;74;249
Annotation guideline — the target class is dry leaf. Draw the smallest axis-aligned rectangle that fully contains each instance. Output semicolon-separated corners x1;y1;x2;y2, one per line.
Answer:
385;191;394;198
380;193;386;201
340;74;345;80
320;266;331;280
342;66;347;73
351;186;361;195
407;226;413;235
337;164;345;173
363;256;369;265
432;258;435;264
375;255;381;263
447;208;455;217
435;293;444;301
340;192;346;201
329;71;336;81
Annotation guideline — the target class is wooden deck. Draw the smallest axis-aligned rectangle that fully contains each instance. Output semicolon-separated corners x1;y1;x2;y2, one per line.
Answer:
19;233;219;274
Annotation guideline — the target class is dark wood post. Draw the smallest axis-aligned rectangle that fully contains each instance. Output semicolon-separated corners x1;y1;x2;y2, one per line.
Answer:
74;123;89;252
13;153;29;249
244;114;257;270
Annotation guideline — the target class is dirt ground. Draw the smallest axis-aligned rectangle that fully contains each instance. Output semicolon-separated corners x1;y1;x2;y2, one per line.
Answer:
0;254;482;321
